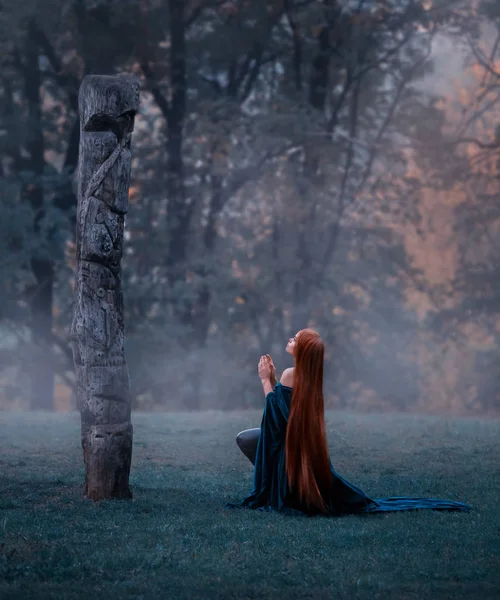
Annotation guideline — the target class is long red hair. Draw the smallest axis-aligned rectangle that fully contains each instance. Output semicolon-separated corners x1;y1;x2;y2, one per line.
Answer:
285;329;332;513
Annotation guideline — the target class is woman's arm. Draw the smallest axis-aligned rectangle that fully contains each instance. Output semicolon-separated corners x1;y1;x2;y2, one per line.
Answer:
270;373;277;388
260;377;274;396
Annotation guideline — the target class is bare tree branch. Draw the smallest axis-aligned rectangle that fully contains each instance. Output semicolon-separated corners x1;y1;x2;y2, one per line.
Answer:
31;25;79;110
444;137;500;150
284;0;302;90
467;35;500;80
321;77;362;273
185;0;227;29
140;60;171;121
354;31;435;201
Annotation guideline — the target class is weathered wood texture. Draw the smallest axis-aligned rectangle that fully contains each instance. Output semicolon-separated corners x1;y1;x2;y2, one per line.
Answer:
71;75;139;500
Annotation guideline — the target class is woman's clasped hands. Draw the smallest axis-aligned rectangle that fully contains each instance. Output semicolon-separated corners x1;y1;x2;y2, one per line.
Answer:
258;354;276;385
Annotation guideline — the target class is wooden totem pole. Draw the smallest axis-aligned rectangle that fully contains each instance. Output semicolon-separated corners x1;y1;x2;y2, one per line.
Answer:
71;75;139;500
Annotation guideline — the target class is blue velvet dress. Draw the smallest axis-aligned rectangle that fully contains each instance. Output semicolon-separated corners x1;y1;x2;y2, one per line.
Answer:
226;382;473;517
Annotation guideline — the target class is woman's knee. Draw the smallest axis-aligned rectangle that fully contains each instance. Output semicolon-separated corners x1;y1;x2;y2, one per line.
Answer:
236;429;250;449
236;428;259;449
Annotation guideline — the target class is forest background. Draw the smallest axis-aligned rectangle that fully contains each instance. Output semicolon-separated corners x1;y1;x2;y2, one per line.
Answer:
0;0;499;416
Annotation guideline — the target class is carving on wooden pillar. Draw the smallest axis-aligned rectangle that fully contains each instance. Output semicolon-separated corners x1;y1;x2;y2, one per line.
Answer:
71;75;140;500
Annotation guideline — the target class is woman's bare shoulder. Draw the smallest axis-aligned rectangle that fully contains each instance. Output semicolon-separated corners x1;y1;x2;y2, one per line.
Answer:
280;367;294;387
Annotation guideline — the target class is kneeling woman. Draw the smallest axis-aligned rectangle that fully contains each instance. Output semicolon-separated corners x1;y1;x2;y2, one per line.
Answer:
226;329;472;517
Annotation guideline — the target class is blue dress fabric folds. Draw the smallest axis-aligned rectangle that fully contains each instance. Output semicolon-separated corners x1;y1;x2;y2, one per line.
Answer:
226;383;472;517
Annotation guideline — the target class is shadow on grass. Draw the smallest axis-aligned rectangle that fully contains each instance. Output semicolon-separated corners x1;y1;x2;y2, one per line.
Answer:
0;475;231;523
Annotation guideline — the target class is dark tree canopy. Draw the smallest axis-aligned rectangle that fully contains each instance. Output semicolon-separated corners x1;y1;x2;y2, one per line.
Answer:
0;0;498;416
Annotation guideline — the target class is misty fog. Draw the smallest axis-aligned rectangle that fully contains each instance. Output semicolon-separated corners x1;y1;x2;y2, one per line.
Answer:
0;0;499;416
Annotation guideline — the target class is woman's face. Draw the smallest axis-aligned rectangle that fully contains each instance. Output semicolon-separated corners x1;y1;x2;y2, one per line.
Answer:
286;333;299;356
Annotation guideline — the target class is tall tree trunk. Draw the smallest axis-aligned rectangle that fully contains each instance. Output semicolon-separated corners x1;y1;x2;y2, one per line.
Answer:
185;172;224;408
165;0;188;270
165;1;204;409
24;20;54;410
140;2;195;408
71;74;139;501
53;118;80;229
309;24;330;110
285;0;303;91
290;143;322;332
308;0;341;112
291;228;312;333
29;22;80;230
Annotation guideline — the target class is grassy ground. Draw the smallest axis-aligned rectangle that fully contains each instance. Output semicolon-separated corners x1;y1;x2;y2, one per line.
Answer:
0;409;498;600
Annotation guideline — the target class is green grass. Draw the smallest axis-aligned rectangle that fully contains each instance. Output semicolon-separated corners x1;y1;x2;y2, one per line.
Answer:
0;409;498;600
